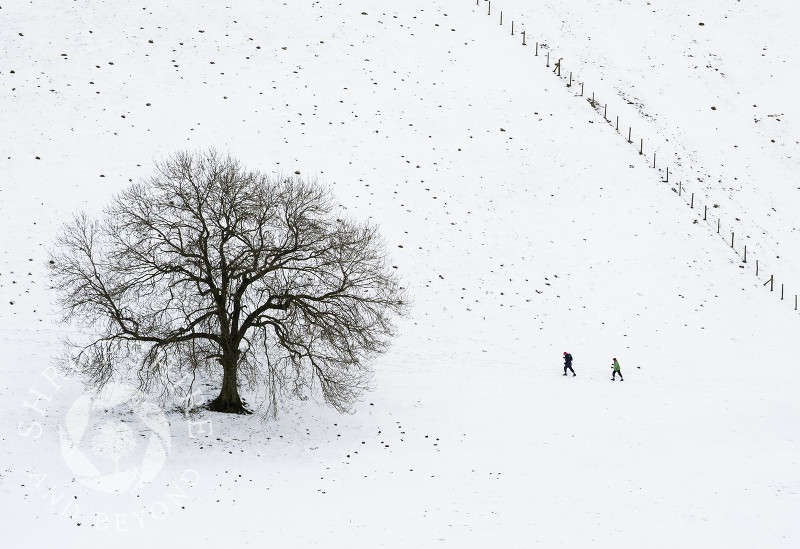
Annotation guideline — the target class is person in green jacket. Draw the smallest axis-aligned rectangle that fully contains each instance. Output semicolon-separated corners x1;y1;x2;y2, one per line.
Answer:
611;358;624;381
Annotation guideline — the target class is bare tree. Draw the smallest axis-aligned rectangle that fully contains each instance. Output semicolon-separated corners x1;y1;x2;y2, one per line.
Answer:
49;149;407;416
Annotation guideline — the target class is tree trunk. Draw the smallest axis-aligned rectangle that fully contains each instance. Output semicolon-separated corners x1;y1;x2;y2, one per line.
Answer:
209;351;250;414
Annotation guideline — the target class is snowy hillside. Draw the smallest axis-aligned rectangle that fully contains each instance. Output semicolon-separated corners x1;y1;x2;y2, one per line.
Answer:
2;0;799;547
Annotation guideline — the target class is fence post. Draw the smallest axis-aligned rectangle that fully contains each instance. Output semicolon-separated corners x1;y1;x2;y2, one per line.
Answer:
717;218;720;234
616;115;619;131
704;205;707;220
500;11;503;24
640;138;643;155
535;41;538;55
744;244;747;263
488;1;491;15
547;51;550;67
731;232;734;248
522;31;526;45
691;192;694;208
628;127;631;143
756;259;759;276
580;82;584;96
511;20;514;35
568;72;572;87
604;104;607;120
679;181;682;196
653;152;656;168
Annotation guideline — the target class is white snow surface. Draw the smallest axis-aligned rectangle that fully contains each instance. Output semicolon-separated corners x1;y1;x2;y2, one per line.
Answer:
2;0;800;547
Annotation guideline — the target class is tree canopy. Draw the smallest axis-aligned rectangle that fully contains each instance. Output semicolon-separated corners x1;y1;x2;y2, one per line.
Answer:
50;150;408;416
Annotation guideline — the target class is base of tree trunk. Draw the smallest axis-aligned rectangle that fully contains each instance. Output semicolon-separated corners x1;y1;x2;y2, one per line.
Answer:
208;392;252;414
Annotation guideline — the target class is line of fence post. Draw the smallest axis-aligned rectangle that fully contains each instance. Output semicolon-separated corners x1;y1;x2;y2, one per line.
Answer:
485;6;794;313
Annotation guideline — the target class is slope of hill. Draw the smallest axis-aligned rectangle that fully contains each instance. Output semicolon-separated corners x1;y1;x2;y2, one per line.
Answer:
2;1;798;547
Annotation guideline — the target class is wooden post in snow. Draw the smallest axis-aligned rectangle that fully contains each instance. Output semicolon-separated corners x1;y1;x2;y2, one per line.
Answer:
691;192;694;208
744;245;747;263
522;31;526;45
627;127;631;143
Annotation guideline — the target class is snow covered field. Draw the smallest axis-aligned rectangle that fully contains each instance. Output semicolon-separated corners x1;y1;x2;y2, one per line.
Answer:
2;0;799;546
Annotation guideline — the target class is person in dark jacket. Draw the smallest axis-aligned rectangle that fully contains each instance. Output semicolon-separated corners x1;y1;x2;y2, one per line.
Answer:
563;352;575;376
